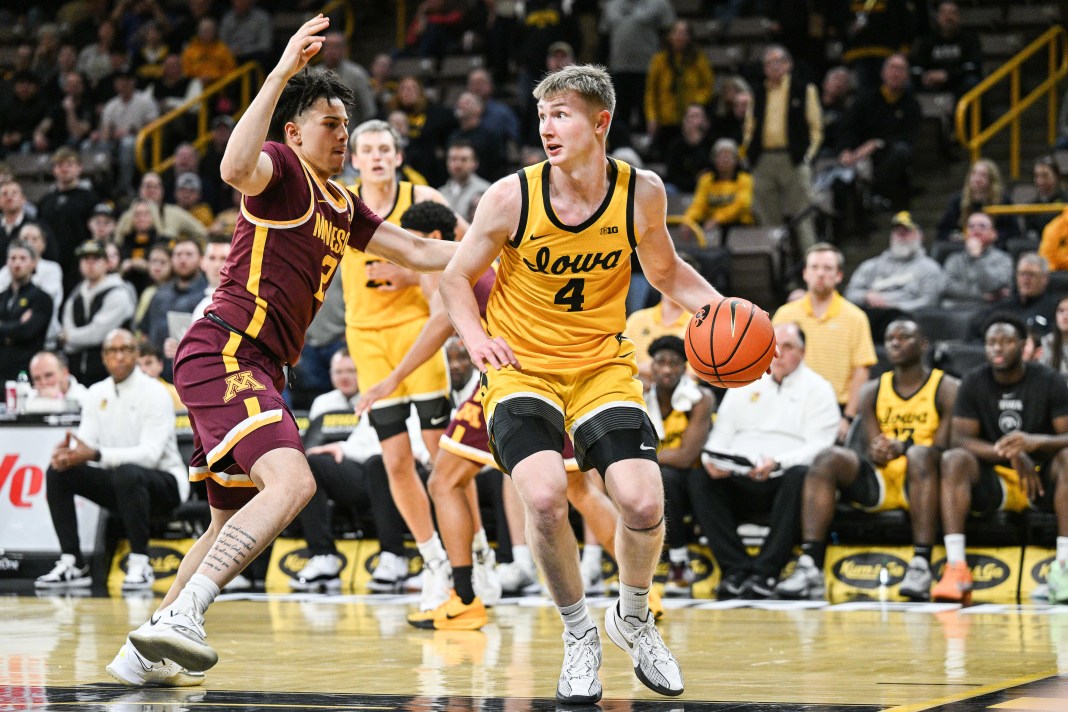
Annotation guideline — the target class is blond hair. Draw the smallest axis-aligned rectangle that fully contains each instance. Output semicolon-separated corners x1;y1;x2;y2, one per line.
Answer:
533;64;616;115
349;119;402;153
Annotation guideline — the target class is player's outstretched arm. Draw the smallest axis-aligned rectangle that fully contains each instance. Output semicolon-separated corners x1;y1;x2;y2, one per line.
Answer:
441;176;520;371
365;221;457;272
633;169;723;314
220;14;329;196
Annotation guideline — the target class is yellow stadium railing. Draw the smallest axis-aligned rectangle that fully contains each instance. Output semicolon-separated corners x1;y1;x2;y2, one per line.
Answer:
955;25;1068;179
134;1;355;177
985;202;1065;217
134;61;263;176
667;214;709;248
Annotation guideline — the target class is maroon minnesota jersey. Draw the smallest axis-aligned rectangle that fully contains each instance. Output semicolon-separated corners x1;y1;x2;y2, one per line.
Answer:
206;141;382;364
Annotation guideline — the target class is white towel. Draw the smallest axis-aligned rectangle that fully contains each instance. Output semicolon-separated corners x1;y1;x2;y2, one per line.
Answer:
646;376;703;440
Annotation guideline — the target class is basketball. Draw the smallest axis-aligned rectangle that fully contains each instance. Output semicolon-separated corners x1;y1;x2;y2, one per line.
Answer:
684;298;776;388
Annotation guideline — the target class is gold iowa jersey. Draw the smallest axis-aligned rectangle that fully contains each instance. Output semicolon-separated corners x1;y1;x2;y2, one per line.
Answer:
488;158;638;370
661;408;692;458
875;369;945;445
341;181;429;330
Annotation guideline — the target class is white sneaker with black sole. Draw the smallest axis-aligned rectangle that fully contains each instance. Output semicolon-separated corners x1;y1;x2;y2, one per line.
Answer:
122;553;155;592
556;627;602;704
497;561;539;595
774;555;826;600
289;554;341;593
130;607;218;672
367;551;408;592
35;554;91;590
106;634;205;687
604;603;684;697
473;547;502;606
420;557;453;611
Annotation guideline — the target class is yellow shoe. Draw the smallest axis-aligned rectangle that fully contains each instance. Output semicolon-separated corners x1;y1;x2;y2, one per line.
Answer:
649;585;664;621
407;591;488;631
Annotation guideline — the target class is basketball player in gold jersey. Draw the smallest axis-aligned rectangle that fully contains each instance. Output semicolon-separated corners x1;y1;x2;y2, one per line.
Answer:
342;120;468;610
777;319;959;602
442;65;727;703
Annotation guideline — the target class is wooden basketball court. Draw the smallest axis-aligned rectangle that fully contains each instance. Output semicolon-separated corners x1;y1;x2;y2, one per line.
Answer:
3;590;1067;711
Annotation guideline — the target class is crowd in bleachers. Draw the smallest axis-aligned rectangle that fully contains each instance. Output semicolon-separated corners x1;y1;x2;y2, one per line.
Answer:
3;0;1068;604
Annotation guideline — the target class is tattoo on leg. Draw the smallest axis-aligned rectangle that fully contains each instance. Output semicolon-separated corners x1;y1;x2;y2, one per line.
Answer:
204;523;258;573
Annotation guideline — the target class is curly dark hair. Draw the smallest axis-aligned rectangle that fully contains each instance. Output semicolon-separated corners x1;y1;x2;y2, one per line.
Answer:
399;201;458;241
268;66;355;143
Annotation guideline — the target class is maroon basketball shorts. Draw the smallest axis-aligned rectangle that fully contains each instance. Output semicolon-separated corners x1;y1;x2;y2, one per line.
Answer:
174;319;304;510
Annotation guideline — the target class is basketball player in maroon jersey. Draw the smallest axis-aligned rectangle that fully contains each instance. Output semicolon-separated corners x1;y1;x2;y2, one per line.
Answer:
105;16;457;687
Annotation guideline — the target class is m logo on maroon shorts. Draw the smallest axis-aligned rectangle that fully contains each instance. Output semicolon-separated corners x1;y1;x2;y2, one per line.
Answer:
223;370;267;402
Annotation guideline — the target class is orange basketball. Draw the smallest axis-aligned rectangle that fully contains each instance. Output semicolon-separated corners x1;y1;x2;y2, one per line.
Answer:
684;298;776;388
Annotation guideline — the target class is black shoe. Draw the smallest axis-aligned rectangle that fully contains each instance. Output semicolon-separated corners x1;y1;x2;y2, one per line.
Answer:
740;574;778;600
716;570;748;600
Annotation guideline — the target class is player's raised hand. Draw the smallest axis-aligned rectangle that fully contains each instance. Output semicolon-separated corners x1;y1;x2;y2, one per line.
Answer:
273;14;330;80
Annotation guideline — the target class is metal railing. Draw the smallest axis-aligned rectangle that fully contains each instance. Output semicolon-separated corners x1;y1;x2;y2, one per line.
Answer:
955;25;1068;179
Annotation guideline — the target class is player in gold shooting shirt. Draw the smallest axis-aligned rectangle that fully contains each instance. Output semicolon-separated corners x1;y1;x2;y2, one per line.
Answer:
441;64;730;703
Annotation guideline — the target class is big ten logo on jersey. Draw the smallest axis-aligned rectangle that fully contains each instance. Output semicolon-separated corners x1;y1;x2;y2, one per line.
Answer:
0;454;44;508
932;547;1019;603
599;226;619;235
1021;546;1055;602
108;539;193;595
825;546;911;602
313;212;348;254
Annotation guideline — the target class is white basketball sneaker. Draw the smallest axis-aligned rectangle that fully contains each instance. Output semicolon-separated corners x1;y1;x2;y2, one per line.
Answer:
557;627;602;704
106;635;205;687
604;603;684;696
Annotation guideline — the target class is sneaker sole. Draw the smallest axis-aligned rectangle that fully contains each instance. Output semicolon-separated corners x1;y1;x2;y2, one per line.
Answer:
366;580;402;593
35;579;92;589
555;687;602;705
105;662;206;688
407;614;488;631
603;607;684;697
289;579;341;593
933;591;973;606
899;588;931;602
130;630;219;673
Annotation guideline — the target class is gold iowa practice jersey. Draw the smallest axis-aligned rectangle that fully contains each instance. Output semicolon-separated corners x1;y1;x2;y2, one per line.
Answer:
488;158;640;370
341;181;428;330
874;369;945;445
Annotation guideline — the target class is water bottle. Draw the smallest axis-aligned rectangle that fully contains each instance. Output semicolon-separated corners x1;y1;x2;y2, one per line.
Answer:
15;371;30;414
878;559;891;602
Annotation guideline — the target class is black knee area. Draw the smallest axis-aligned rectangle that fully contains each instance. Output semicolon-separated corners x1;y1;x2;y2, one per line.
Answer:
488;397;564;474
575;410;658;474
369;402;410;441
972;464;1006;515
415;396;451;431
841;459;880;508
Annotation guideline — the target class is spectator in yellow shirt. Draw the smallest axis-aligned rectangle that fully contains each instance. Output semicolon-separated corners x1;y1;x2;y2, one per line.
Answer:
180;17;237;84
1040;205;1068;272
683;138;754;244
645;20;715;158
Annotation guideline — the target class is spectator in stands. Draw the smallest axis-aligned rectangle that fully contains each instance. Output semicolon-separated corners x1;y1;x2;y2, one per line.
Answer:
173;173;213;228
133;242;171;327
136;340;182;411
778;319;958;601
116;172;208;242
294;263;345;411
88;201;117;244
465;68;520;146
368;53;396;115
448;91;504;181
936;158;1019;244
34;327;186;592
683;138;754;243
973;253;1059;337
94;66;159;196
145;54;197;119
404;0;467;59
1040;295;1068;378
0;180;35;265
664;104;713;194
745;45;822;251
163;143;201;201
625;295;690;390
218;0;273;68
522;40;577;146
708;75;750;146
77;19;121;89
319;31;375;125
388;76;458;187
0;223;62;345
27;350;88;411
836;54;920;212
60;239;136;385
139;236;206;370
644;335;713;596
116;199;165;288
910;1;982;101
818;66;854;161
189;233;230;322
0;71;48;158
696;322;839;599
439;140;490;223
199;115;234;213
644;19;715;160
941;211;1014;309
845;211;945;338
514;1;579;132
1042;203;1068;272
773;243;877;442
830;0;916;89
1026;156;1068;242
110;0;172;53
0;238;52;381
37;148;99;295
934;313;1068;604
131;21;170;85
33;71;94;153
600;0;676;149
180;17;237;85
288;348;422;593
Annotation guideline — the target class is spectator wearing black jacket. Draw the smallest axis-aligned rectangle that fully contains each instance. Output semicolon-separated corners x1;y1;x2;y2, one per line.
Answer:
37;148;99;296
0;239;53;381
910;1;982;101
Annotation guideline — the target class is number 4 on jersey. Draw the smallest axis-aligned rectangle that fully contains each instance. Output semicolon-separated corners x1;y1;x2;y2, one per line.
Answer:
554;278;585;312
